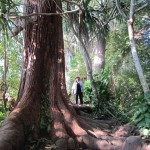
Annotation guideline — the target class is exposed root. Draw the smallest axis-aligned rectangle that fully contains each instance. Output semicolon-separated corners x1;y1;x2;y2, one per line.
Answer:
0;98;147;150
55;96;146;150
0;112;24;150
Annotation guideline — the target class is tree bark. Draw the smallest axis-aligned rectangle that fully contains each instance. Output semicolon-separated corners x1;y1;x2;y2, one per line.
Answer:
93;37;106;74
65;47;73;93
79;38;99;101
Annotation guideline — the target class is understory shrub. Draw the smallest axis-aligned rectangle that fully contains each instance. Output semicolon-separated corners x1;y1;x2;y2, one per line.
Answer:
0;103;8;127
84;69;128;123
131;91;150;138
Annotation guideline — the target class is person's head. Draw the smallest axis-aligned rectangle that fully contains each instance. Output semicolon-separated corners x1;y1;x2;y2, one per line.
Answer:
75;77;80;82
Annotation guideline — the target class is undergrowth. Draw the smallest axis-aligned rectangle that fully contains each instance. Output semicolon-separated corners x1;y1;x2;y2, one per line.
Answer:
0;103;9;127
84;69;128;123
131;91;150;138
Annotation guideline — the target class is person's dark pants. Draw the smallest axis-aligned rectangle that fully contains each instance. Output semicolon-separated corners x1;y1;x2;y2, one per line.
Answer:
76;92;83;104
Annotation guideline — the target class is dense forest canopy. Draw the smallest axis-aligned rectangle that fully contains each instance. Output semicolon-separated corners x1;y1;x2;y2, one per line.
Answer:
0;0;150;149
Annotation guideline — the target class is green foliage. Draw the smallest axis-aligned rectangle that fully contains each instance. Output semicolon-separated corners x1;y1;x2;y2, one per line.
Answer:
92;70;115;119
106;29;129;70
92;70;112;118
145;90;150;100
0;111;6;126
114;66;143;110
6;40;22;98
93;69;111;104
0;0;20;35
140;128;150;138
83;0;110;37
69;52;86;90
83;80;92;104
137;42;150;85
105;24;148;114
131;91;150;138
0;103;9;127
84;69;128;122
0;34;22;99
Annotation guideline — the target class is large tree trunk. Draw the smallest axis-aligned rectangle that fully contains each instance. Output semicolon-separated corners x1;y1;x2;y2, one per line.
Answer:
93;37;106;74
0;0;147;149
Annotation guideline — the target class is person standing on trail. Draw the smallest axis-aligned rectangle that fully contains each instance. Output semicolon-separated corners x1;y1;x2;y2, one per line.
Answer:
72;77;84;105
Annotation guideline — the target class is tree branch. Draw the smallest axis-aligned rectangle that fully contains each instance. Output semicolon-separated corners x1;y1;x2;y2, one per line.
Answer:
103;6;117;27
7;8;79;19
135;2;149;13
99;0;109;12
115;0;128;21
129;0;134;20
64;0;82;7
5;8;79;37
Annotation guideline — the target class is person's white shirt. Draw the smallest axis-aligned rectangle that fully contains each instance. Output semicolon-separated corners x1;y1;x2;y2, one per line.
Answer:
72;80;84;94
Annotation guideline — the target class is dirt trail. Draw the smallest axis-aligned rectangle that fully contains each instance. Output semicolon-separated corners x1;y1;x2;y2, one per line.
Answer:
22;105;150;150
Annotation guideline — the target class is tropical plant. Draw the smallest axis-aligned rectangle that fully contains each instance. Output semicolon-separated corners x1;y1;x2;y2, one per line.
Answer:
131;91;150;137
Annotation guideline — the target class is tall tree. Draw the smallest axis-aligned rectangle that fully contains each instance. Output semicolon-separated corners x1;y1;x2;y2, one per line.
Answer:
67;0;116;99
68;4;98;100
88;0;116;74
115;0;150;93
93;37;106;74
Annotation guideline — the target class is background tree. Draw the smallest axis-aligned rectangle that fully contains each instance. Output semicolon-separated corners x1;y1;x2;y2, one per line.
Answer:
66;0;117;99
1;29;8;110
115;0;150;93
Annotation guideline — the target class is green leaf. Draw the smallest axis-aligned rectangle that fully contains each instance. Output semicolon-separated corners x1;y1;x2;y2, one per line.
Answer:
47;124;51;133
141;129;150;136
145;91;150;100
133;111;141;118
138;121;146;127
145;118;150;127
83;0;92;7
134;114;144;123
144;113;150;118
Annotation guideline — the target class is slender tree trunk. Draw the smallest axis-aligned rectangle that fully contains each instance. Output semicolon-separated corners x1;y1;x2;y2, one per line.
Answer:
2;29;8;110
71;26;99;100
65;48;73;93
128;21;149;93
93;37;106;74
67;4;99;99
79;38;99;100
115;0;149;93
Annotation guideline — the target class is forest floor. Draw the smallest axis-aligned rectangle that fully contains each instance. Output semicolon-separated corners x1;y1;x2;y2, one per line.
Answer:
22;104;150;150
